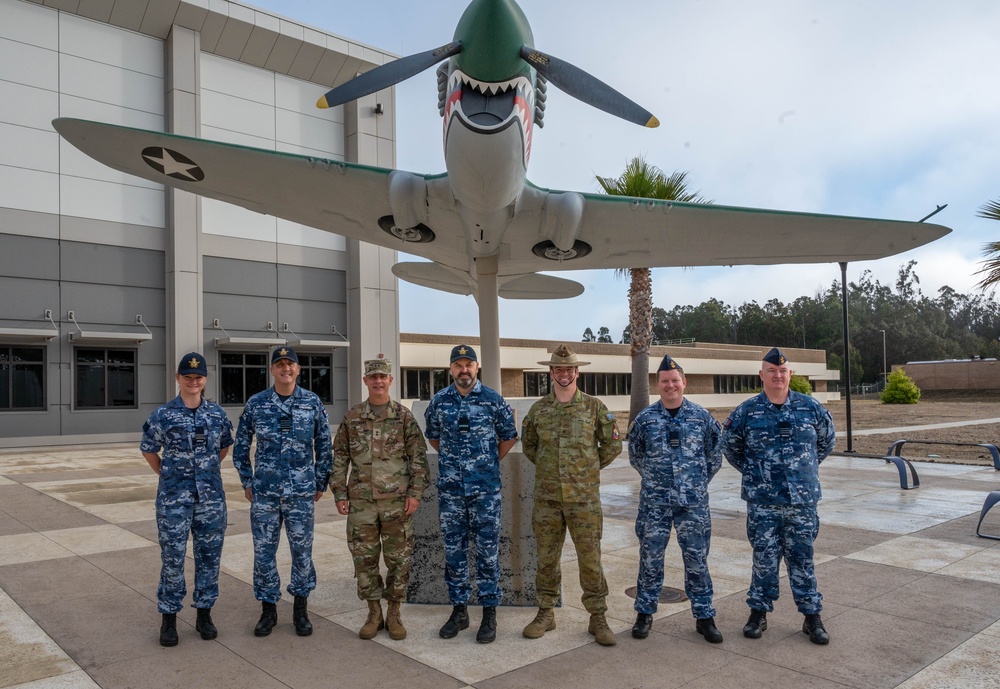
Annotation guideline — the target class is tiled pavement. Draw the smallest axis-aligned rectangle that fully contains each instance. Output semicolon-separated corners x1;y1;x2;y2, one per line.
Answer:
2;443;1000;689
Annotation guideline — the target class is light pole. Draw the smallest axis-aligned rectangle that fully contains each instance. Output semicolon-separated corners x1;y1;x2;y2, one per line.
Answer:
880;329;887;383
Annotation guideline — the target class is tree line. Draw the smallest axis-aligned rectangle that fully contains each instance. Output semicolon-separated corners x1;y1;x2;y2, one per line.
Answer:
586;261;1000;385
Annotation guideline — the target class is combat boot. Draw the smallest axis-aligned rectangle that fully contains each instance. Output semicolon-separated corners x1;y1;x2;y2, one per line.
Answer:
195;607;218;640
359;600;384;639
696;617;723;643
523;607;556;639
588;612;617;646
159;613;178;647
743;610;767;639
254;601;277;637
386;600;406;640
293;595;312;636
802;613;829;645
631;612;653;639
439;604;469;638
476;606;497;644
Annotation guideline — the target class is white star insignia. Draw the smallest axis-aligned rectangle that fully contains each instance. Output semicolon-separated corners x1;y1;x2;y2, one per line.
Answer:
141;147;204;182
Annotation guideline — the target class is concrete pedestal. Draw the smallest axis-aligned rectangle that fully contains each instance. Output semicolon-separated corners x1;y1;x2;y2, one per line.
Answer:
406;399;549;607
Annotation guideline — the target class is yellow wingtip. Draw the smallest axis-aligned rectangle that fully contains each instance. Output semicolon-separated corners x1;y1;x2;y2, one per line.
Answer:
646;115;660;128
316;97;330;109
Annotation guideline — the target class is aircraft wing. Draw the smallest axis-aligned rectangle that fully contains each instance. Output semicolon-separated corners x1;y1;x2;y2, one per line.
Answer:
498;182;951;275
51;118;469;269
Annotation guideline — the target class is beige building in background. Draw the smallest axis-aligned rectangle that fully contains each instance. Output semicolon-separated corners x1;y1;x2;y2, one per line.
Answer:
399;334;840;411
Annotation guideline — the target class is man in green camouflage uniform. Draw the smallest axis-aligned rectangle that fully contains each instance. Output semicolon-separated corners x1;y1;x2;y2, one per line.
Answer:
521;344;623;646
331;356;429;640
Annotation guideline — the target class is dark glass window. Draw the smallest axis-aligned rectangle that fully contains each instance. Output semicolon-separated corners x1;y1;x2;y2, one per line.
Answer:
401;368;452;400
713;375;761;394
0;346;45;410
523;372;551;397
75;348;136;408
298;354;332;403
220;352;268;405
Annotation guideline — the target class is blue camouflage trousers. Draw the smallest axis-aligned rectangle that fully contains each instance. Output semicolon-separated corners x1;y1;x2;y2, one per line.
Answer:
634;501;715;619
439;491;502;607
746;502;822;614
156;496;226;614
251;495;316;602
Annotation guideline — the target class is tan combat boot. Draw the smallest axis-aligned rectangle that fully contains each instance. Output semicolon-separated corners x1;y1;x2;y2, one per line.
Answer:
359;600;384;639
386;600;406;640
522;607;556;639
588;612;617;646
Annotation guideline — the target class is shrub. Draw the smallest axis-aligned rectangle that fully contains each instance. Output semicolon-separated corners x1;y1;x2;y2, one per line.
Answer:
789;375;812;396
881;368;921;404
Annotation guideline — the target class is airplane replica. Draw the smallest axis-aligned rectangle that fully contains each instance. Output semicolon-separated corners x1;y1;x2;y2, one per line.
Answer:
54;0;949;389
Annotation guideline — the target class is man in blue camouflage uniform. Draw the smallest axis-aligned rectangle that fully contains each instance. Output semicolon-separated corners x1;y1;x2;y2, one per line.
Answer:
424;344;518;644
233;346;333;638
722;347;835;645
521;344;622;647
628;354;724;643
141;352;233;647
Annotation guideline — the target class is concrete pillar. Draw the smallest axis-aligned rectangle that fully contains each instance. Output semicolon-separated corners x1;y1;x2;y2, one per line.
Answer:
344;94;400;405
164;26;203;386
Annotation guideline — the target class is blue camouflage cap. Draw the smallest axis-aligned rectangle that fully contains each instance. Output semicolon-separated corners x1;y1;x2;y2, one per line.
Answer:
450;344;478;363
762;347;787;365
271;346;299;364
177;351;207;376
657;354;682;373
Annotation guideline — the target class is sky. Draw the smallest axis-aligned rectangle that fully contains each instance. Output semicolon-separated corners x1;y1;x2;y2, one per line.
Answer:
250;0;1000;342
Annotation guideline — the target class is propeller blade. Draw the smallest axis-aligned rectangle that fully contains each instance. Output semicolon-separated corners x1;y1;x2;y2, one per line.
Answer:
520;46;659;128
317;41;462;109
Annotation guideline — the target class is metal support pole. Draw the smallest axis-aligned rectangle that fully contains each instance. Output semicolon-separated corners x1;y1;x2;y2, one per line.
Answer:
474;255;502;390
840;261;853;452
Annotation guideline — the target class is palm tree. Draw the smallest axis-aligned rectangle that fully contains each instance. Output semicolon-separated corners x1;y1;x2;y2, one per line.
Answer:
595;156;709;422
976;199;1000;289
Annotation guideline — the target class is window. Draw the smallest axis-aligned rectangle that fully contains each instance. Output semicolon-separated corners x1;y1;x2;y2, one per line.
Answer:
75;348;137;408
401;368;451;400
0;346;45;410
220;352;333;406
220;352;268;405
578;372;630;396
713;375;761;394
523;372;551;397
298;354;332;403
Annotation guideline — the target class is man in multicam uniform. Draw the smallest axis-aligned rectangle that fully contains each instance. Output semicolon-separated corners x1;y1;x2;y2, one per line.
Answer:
424;344;518;644
628;354;724;643
521;344;622;647
233;346;333;638
722;347;835;645
331;355;428;641
142;352;233;647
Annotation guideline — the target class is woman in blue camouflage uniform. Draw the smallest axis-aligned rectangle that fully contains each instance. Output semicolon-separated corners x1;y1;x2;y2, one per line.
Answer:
141;352;234;647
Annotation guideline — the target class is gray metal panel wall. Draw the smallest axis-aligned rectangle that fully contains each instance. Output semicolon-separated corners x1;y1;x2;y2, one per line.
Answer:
0;237;167;440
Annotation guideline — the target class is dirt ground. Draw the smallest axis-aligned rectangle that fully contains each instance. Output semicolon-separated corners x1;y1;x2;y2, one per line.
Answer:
699;394;1000;467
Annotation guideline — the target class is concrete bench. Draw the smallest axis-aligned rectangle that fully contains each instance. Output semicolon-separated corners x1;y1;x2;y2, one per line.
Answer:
887;439;1000;470
829;451;920;490
977;491;1000;540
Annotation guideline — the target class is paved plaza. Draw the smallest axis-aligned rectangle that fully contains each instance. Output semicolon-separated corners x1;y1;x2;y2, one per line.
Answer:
2;437;1000;689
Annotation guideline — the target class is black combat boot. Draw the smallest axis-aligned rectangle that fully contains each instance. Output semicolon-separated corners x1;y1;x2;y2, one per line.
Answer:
476;606;497;644
159;613;178;647
696;617;723;643
631;613;653;639
293;595;313;636
802;613;829;645
439;604;469;638
254;601;278;637
195;607;218;640
743;610;767;639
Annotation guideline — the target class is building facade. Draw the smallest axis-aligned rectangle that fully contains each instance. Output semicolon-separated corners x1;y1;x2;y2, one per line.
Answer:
0;0;400;447
399;334;839;412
